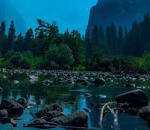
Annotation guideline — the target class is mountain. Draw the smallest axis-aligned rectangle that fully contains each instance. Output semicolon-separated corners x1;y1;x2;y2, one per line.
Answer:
87;0;150;32
0;0;26;34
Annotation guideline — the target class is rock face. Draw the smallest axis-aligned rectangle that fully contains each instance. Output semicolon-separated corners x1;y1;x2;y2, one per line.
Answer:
0;99;24;116
87;0;150;32
50;112;88;127
115;89;148;107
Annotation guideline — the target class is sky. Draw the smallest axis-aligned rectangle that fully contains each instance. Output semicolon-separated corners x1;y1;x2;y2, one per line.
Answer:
9;0;97;35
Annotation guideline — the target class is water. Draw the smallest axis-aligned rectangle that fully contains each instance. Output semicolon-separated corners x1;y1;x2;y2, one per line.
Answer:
0;73;150;130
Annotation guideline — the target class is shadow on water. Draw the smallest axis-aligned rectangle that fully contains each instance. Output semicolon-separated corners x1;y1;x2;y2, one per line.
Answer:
0;73;150;130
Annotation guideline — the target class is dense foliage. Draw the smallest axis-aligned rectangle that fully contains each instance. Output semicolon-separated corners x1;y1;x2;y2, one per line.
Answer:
1;13;150;72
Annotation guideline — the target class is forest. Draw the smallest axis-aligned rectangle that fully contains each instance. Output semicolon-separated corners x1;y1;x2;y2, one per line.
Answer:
0;13;150;72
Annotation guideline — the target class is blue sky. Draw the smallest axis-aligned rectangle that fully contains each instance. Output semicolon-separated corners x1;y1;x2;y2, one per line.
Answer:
9;0;97;35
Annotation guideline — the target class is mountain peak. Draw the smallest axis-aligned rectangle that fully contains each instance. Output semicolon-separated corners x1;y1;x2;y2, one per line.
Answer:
87;0;150;32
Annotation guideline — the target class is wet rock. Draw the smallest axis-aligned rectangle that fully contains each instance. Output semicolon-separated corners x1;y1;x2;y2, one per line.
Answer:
50;112;88;127
83;108;91;113
84;93;91;97
0;99;24;116
2;76;7;79
76;79;86;83
68;101;75;105
81;81;89;86
46;111;65;121
0;109;8;118
42;80;53;86
33;118;47;123
115;89;148;107
126;108;139;115
126;83;135;88
139;106;150;120
17;97;27;107
13;80;19;85
94;77;105;86
0;87;3;92
35;104;63;118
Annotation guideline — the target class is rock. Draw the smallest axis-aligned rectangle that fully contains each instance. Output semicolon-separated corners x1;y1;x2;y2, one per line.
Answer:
84;93;91;97
46;111;65;121
115;89;148;107
0;87;3;92
50;112;88;127
94;77;105;86
13;80;19;85
83;108;91;113
126;83;135;88
33;118;47;123
2;76;7;79
35;104;63;118
126;108;139;116
17;97;27;107
139;106;150;120
76;79;86;83
0;99;24;116
0;109;8;118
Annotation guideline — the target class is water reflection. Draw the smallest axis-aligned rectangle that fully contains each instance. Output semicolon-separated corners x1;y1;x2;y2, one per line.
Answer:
0;73;150;130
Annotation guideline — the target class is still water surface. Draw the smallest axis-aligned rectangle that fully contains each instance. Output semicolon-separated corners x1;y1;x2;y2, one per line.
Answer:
0;73;149;130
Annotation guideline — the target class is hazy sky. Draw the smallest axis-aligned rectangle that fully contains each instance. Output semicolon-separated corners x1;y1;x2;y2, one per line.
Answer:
9;0;97;34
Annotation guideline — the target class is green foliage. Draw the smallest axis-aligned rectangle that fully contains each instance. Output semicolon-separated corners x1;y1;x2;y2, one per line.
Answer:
7;52;30;69
46;44;74;69
73;65;86;71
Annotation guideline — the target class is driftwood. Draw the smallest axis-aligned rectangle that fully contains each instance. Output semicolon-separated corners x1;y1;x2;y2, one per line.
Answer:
107;105;120;130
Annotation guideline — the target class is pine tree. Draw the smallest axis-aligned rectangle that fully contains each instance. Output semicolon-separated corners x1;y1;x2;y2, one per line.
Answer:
118;26;123;53
92;24;99;53
0;21;7;55
85;28;92;58
98;25;106;52
24;28;34;51
8;21;16;51
14;33;24;51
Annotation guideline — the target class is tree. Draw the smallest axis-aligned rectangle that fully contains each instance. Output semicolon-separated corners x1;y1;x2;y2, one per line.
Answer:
0;21;7;55
118;26;123;54
14;33;24;51
24;28;34;51
7;21;16;51
85;28;92;58
58;44;74;68
92;24;99;52
98;25;106;52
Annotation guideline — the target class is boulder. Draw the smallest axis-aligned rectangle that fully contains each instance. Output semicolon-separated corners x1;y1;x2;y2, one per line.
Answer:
46;111;65;121
33;118;47;123
94;77;105;86
17;97;27;107
0;109;8;118
126;83;135;88
0;87;3;92
0;99;24;116
35;104;63;118
139;106;150;120
50;112;88;127
115;89;148;107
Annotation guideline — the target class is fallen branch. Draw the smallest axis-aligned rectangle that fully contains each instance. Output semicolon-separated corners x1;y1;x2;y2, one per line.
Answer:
107;105;120;130
100;101;115;129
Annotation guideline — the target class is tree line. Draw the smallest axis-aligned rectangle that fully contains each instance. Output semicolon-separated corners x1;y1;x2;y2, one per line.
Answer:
85;13;150;57
0;13;150;71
